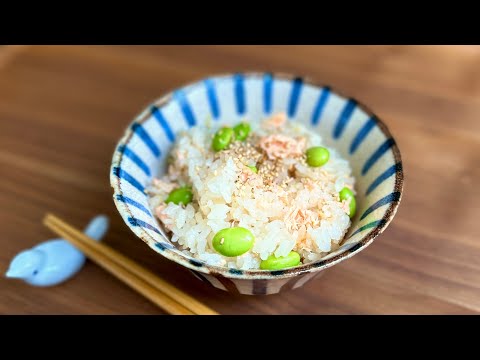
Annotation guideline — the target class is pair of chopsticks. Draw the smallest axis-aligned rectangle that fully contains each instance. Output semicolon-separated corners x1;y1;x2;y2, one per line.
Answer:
43;213;218;315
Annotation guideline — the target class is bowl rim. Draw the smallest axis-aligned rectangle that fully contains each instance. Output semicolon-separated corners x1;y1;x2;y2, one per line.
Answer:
110;72;404;280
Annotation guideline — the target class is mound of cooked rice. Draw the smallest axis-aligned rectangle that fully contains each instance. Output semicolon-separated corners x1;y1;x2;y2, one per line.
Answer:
147;113;355;270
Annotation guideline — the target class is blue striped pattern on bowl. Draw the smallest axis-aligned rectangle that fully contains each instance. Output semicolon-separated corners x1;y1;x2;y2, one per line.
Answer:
110;73;403;295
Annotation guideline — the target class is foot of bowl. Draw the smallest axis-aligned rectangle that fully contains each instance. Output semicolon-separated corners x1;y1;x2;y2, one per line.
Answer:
190;269;326;295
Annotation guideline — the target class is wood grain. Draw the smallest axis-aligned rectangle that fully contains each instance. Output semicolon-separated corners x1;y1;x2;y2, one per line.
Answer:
0;45;479;314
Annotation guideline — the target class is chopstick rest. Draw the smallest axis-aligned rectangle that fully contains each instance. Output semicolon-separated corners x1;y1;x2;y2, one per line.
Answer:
5;215;109;287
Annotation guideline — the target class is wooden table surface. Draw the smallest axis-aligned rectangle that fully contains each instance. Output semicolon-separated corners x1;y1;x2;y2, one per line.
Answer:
1;45;479;315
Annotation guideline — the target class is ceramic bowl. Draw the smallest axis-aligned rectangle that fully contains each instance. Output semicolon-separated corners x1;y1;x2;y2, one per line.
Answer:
110;73;403;295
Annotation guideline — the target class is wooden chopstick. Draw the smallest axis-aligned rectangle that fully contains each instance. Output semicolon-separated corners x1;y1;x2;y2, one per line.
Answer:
44;218;193;315
43;213;218;315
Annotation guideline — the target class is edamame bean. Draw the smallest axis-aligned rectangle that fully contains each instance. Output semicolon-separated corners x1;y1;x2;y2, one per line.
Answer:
233;122;251;141
306;146;330;167
212;127;235;152
339;187;356;218
247;165;258;173
260;251;301;270
166;186;193;206
212;227;255;257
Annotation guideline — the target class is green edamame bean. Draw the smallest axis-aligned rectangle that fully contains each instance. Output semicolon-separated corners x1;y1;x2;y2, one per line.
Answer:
260;251;301;270
212;227;255;257
166;186;193;206
339;187;356;218
212;127;235;152
233;122;251;141
247;165;258;173
306;146;330;167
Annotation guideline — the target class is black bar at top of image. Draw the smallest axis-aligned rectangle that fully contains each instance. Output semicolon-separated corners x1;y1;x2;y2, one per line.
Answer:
1;7;480;44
